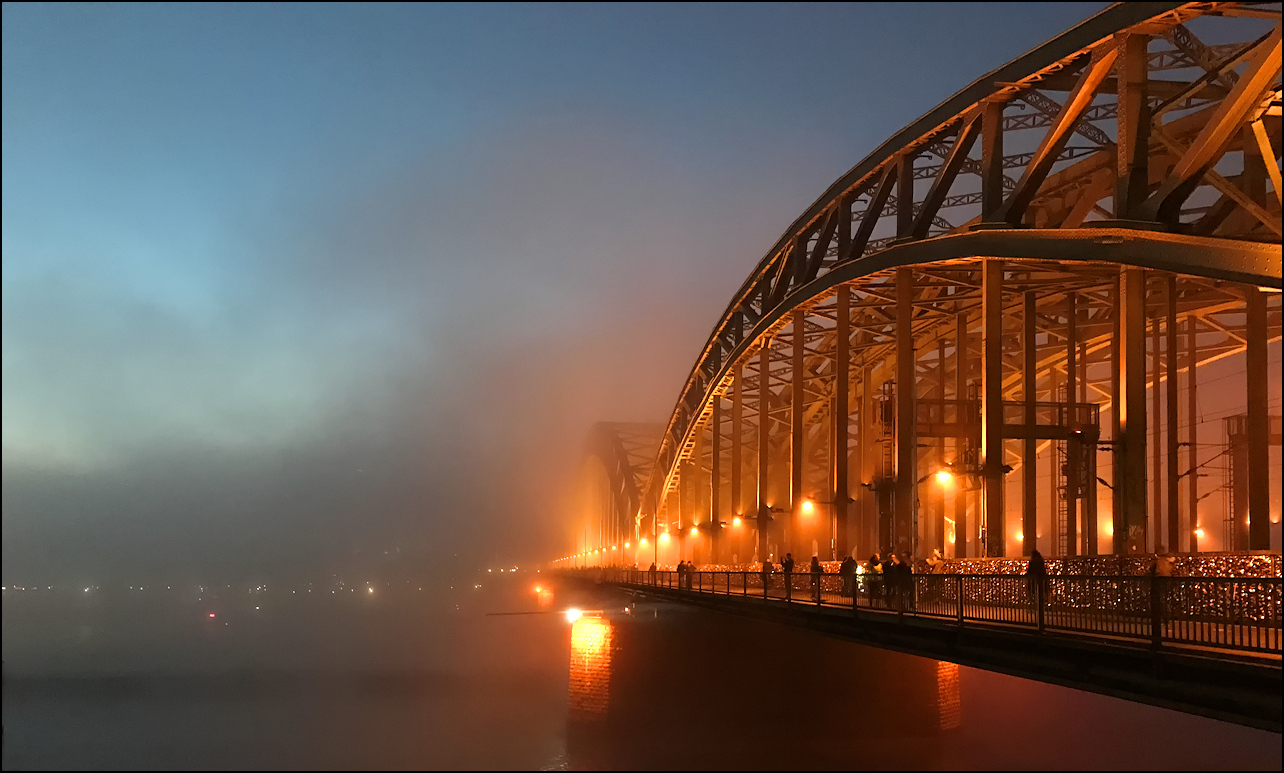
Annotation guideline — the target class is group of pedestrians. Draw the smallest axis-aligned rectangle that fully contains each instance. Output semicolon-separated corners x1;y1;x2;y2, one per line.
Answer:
863;550;916;610
675;560;699;589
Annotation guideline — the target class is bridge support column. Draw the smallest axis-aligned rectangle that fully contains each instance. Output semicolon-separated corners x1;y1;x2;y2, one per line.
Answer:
1166;276;1179;553
1118;267;1148;554
858;357;872;557
1245;286;1269;550
757;339;771;564
1023;291;1037;557
711;393;722;564
982;260;1005;556
1187;317;1199;554
791;308;805;552
1152;300;1162;553
833;285;850;559
1066;292;1079;557
732;362;743;527
896;268;917;557
956;310;969;558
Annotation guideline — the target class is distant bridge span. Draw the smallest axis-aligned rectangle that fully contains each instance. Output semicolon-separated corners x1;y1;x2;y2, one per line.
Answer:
558;2;1283;569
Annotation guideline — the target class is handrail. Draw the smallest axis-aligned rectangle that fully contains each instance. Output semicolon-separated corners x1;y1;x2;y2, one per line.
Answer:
571;569;1283;656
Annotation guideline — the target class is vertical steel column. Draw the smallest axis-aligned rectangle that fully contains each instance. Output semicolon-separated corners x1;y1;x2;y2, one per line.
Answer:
1151;294;1162;552
833;286;850;559
1119;268;1148;554
859;358;872;557
757;340;771;563
1023;291;1037;556
955;310;969;558
791;309;805;524
936;337;947;555
711;394;722;563
982;260;1005;556
1112;274;1124;554
732;362;743;520
1245;286;1269;550
981;101;1005;220
1166;276;1179;553
1066;292;1079;556
1187;316;1199;554
1082;339;1097;556
896;268;917;556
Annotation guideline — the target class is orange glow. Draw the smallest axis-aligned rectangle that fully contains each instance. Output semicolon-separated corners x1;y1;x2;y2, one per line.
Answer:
569;617;612;719
801;500;815;514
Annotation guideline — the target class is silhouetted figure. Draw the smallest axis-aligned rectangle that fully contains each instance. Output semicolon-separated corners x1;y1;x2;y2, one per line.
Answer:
867;554;883;606
886;553;903;610
899;551;915;610
839;555;857;597
1026;549;1048;604
782;553;796;600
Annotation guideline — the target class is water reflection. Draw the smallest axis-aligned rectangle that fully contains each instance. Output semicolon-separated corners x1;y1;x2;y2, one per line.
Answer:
563;600;963;769
568;616;612;721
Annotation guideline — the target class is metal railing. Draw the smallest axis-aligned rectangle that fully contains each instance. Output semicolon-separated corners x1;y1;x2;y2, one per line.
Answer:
584;569;1282;655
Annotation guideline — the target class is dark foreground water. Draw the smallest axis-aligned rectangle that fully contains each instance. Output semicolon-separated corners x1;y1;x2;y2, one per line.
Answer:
3;576;1280;770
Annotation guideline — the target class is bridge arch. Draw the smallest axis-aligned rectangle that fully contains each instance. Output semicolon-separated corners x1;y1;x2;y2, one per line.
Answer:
572;422;663;565
634;2;1281;567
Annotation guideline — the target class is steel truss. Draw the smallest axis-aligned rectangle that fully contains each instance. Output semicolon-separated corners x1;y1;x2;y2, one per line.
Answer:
625;3;1282;567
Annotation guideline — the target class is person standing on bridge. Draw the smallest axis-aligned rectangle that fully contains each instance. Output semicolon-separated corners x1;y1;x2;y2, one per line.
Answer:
867;554;883;607
1026;549;1048;607
839;555;857;597
782;553;796;601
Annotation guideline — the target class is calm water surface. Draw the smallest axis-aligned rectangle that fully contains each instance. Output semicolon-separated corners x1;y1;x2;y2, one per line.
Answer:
3;577;1279;770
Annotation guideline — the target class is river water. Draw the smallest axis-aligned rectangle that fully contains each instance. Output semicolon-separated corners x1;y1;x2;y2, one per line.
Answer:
2;575;1279;769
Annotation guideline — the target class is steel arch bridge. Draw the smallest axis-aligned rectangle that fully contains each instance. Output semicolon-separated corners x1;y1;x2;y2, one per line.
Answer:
558;2;1282;570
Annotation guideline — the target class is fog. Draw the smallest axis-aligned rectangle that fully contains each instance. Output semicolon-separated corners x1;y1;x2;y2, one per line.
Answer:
3;3;1110;584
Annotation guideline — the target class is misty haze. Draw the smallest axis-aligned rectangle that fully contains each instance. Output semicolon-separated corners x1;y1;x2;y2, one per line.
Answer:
3;2;1281;771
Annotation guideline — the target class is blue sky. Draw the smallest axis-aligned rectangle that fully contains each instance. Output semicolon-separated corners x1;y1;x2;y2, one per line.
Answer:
2;2;1107;578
